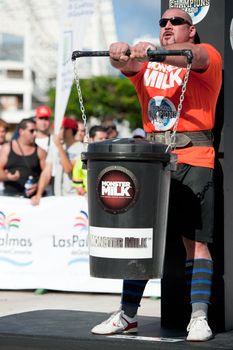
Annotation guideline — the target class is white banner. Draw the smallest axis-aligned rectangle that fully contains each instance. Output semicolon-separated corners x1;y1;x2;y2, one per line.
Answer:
0;196;160;296
54;0;95;133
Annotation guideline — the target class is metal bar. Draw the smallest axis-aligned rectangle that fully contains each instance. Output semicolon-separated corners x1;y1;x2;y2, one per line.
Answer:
72;48;193;63
72;50;110;60
147;49;193;64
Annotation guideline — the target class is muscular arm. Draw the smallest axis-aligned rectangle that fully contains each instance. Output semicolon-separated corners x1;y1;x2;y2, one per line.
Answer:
53;135;73;174
37;147;47;170
109;41;210;74
161;42;210;71
0;144;9;181
30;162;52;205
0;143;20;182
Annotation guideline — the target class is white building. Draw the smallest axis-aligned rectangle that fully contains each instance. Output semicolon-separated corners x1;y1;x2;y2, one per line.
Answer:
0;0;118;125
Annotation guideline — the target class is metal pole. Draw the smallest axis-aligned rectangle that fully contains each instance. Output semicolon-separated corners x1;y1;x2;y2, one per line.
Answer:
72;49;193;64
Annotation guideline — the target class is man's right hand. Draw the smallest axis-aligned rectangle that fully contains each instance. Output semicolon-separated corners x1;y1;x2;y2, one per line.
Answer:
109;42;131;63
25;183;38;198
109;41;145;74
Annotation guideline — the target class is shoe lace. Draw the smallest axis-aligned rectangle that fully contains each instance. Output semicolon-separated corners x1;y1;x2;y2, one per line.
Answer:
187;316;208;331
103;310;123;325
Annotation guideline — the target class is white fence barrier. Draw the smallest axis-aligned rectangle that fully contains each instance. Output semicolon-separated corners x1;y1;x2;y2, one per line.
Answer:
0;196;160;296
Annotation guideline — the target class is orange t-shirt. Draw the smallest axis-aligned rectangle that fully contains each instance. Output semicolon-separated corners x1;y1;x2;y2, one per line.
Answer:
126;43;222;168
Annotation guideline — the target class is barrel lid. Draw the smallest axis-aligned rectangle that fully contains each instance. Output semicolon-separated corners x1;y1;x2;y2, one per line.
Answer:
82;138;171;162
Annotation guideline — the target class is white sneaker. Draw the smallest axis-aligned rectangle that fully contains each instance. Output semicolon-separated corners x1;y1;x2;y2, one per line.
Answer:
91;310;138;335
186;316;213;341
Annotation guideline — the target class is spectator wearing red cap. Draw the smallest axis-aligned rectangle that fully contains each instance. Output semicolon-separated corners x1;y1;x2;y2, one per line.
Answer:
35;106;52;152
31;117;85;205
61;117;78;130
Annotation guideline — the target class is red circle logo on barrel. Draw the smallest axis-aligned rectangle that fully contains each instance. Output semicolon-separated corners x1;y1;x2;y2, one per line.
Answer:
97;166;138;214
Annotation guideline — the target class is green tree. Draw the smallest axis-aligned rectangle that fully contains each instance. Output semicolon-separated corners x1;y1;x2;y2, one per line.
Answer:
48;76;143;129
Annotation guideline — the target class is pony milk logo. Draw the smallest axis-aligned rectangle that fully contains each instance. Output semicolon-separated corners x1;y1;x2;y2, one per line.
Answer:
97;166;138;214
169;0;210;24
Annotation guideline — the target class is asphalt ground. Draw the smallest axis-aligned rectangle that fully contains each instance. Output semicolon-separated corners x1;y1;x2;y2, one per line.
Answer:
0;290;161;318
0;291;232;350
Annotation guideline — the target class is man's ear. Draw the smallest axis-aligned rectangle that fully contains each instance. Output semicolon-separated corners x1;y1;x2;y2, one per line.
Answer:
189;26;196;42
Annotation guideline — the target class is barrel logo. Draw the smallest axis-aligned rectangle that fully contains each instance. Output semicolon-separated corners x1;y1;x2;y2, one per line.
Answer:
97;166;138;214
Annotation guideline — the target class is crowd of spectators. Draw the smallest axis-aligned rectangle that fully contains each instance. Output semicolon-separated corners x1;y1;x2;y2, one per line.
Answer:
0;107;142;199
0;108;145;295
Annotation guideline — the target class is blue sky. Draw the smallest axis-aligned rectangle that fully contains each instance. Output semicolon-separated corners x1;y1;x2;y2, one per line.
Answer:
112;0;161;44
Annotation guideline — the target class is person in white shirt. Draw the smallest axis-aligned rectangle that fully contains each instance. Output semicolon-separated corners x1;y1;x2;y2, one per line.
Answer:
31;117;84;205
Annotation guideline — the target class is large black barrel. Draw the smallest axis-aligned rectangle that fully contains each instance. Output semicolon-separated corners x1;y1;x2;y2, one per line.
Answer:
82;138;176;279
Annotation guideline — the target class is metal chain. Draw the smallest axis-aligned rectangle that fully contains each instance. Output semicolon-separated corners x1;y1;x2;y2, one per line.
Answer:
72;59;89;142
166;62;192;152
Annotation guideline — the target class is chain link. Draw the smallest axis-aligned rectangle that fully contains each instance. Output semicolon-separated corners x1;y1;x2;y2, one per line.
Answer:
166;62;192;152
73;60;89;142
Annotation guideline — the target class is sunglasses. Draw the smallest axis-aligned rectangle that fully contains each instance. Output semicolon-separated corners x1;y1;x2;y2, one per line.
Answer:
38;117;50;121
159;16;192;28
106;125;116;131
27;129;36;134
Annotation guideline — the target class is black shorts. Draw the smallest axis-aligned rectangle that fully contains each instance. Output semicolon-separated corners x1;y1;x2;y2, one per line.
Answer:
167;164;214;243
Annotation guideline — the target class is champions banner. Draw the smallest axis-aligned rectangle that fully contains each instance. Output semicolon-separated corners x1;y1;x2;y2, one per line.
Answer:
0;196;160;296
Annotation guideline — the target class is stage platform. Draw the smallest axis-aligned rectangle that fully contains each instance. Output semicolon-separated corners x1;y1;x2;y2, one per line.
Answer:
0;310;232;350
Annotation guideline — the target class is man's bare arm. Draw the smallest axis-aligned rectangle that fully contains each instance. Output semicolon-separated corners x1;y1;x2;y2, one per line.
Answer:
30;163;52;206
110;41;210;73
0;143;20;182
161;42;210;71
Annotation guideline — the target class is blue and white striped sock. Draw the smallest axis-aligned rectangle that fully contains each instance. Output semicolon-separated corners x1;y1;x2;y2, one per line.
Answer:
185;258;213;318
121;279;148;317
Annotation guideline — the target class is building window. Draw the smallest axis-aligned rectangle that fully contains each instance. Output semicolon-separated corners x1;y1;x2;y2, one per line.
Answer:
0;33;24;62
0;95;23;111
7;70;24;79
